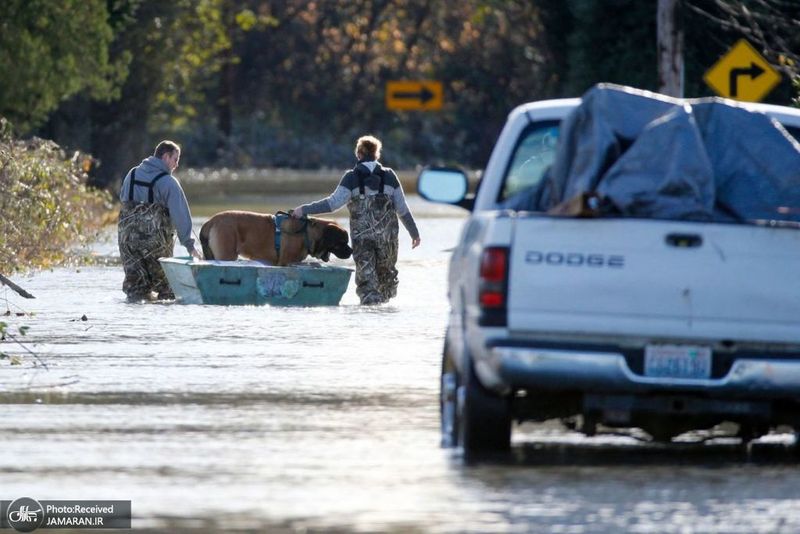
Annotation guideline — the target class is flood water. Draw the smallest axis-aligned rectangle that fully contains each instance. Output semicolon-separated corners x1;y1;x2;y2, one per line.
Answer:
3;197;800;532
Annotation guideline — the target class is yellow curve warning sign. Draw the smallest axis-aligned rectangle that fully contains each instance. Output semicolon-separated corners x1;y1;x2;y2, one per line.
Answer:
703;39;781;102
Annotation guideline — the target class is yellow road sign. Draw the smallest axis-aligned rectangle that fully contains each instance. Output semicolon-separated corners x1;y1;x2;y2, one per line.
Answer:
386;81;443;111
703;39;781;102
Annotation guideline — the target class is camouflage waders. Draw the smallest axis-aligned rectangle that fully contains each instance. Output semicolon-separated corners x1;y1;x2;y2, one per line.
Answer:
348;194;399;305
118;201;175;300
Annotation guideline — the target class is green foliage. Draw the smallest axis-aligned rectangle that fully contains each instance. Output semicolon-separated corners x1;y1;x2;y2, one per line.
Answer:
61;0;278;187
0;121;114;273
0;0;127;133
144;0;277;131
149;0;232;128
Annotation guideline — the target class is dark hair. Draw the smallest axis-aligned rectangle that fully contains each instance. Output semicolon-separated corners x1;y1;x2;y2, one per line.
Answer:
154;140;181;158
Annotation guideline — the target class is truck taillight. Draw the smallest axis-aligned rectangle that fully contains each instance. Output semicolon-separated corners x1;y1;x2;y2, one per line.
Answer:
479;247;508;309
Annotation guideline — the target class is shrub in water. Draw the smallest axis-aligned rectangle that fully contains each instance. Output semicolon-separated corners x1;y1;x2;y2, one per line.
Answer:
0;117;113;273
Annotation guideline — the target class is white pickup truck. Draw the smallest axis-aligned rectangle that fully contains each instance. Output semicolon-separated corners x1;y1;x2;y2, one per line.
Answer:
418;85;800;457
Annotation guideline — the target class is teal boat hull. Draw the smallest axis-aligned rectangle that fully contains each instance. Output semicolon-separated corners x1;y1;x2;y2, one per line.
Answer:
159;257;352;306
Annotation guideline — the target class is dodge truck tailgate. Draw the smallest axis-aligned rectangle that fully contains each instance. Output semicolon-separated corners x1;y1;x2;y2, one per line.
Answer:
507;217;800;343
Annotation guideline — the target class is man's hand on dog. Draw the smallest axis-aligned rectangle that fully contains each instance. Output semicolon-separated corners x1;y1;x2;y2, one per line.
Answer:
290;207;304;218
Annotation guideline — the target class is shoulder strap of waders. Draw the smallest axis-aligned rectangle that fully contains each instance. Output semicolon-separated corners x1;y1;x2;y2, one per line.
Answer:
354;165;368;197
128;168;169;203
354;164;386;196
374;164;386;195
126;168;137;201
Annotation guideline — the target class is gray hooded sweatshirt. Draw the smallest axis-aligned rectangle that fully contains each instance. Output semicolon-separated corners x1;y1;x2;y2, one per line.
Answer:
119;156;196;253
299;161;419;240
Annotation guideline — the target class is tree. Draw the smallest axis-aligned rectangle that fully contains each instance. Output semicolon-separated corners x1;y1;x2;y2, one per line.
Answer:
228;0;563;168
45;0;240;187
658;0;684;96
0;0;125;133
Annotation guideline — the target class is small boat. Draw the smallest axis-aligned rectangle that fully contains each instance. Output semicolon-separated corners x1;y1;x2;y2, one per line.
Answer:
159;257;353;306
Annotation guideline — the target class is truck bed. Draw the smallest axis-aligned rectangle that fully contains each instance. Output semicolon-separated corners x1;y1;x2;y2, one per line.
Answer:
506;216;800;344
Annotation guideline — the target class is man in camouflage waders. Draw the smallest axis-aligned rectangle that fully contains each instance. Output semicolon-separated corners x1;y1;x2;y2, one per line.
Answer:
292;135;420;305
118;140;201;301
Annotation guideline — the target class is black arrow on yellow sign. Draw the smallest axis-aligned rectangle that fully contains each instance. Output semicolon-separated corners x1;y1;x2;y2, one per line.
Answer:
385;81;443;111
391;86;436;104
729;62;765;97
703;39;781;102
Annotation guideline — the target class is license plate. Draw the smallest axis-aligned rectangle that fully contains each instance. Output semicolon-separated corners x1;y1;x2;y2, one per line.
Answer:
644;344;712;379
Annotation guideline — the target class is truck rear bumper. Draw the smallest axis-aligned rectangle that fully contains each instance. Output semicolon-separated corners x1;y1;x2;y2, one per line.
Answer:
492;346;800;399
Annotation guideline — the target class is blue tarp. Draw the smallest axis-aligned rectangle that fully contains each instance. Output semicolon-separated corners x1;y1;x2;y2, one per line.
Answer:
508;84;800;223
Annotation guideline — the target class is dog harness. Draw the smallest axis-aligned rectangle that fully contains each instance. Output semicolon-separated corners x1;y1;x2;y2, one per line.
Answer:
126;167;170;203
274;211;312;257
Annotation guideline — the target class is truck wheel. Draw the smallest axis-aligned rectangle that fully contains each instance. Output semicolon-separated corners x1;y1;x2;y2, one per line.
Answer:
440;349;459;448
459;357;512;457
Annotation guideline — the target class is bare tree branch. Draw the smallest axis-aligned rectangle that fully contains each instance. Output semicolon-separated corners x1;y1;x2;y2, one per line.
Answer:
0;274;34;299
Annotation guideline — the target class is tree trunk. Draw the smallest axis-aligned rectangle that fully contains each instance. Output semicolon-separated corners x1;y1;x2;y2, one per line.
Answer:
657;0;684;97
217;1;235;157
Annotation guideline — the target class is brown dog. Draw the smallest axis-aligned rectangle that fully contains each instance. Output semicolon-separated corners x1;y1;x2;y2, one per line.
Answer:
199;210;352;265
